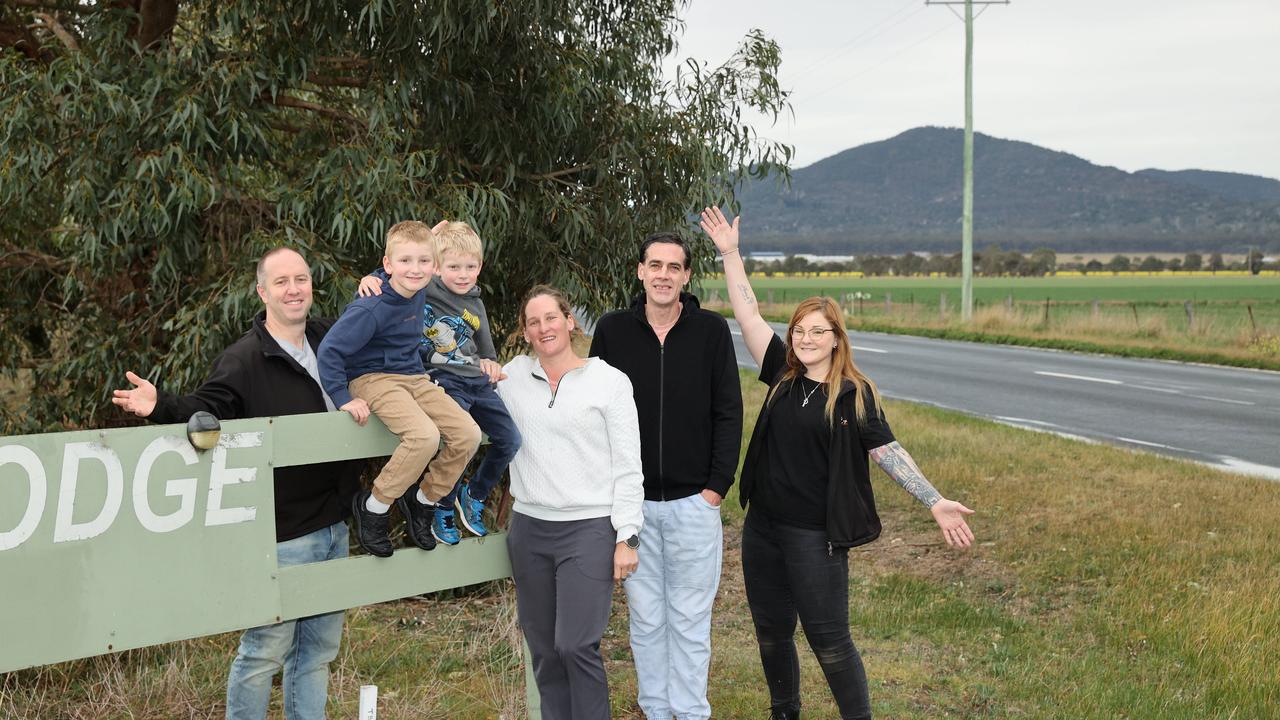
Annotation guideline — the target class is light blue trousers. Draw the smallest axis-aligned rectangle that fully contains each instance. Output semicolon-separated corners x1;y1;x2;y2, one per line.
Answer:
225;521;348;720
624;494;724;720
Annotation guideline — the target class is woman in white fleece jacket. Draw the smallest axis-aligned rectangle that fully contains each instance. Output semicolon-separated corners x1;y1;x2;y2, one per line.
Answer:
496;284;644;719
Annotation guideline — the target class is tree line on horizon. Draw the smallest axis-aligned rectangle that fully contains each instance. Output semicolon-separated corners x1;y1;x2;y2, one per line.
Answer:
742;249;1273;277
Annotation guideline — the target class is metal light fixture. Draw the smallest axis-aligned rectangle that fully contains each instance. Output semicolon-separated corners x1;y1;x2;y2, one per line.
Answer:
186;411;222;451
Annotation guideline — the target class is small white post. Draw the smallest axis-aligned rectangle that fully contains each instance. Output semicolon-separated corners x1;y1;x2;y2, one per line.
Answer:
359;685;378;719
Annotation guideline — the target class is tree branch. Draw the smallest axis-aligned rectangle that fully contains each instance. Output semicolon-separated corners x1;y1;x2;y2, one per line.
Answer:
0;16;52;61
316;56;372;69
0;245;72;272
535;164;593;180
33;12;78;51
260;92;364;130
305;73;367;88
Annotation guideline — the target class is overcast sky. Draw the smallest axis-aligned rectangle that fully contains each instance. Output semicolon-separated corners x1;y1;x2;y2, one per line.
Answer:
667;0;1280;179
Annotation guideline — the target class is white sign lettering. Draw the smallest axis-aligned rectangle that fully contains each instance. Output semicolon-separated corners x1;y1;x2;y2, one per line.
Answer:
0;445;46;551
132;436;199;533
0;431;264;552
54;442;124;543
206;433;262;527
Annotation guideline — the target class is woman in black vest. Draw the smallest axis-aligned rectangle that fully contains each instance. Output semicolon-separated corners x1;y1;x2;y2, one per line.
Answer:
701;207;975;720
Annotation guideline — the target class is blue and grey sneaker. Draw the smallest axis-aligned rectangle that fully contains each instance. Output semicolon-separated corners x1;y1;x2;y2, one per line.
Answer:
455;487;489;537
432;507;461;545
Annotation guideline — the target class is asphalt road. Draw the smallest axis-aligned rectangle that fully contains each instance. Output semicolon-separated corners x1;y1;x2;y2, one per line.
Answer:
728;320;1280;481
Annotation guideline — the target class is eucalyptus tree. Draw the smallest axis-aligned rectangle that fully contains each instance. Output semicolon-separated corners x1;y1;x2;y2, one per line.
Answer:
0;0;790;432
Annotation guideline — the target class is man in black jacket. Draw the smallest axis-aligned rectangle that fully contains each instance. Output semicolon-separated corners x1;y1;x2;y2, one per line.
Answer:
112;247;359;720
590;233;743;720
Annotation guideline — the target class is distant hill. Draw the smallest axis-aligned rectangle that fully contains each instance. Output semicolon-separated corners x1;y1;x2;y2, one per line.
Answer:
737;127;1280;254
1134;169;1280;205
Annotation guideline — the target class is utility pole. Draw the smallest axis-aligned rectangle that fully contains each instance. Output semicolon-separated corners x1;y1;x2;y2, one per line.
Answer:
927;0;1009;321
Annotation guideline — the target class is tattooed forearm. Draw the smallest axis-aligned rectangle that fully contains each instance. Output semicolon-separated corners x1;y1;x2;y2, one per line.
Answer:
736;282;756;306
869;441;942;508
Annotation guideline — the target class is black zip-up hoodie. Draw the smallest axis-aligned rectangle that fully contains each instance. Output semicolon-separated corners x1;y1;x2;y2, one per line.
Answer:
589;293;743;501
739;336;893;548
150;311;361;542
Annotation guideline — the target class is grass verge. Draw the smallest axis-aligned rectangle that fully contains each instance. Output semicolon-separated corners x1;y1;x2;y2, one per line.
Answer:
3;373;1277;718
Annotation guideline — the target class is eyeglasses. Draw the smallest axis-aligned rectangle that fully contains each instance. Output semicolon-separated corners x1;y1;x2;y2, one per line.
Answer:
790;326;836;341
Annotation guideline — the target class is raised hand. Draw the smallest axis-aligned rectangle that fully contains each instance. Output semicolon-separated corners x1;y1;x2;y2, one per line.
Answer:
111;371;158;417
699;206;740;255
930;499;976;549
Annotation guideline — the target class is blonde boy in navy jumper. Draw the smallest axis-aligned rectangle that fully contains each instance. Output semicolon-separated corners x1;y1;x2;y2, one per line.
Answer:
318;220;481;557
358;221;521;545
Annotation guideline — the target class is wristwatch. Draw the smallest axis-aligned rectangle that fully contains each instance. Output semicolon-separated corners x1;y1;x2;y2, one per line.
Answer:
623;534;640;549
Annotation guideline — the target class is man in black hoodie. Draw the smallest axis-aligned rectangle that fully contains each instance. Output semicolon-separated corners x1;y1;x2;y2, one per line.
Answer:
590;233;743;720
112;247;359;720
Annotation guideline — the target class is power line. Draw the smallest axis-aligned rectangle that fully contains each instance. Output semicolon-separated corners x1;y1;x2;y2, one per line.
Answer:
797;19;955;106
794;0;926;76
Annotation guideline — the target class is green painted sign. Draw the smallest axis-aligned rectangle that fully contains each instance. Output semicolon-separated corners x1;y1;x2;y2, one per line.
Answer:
0;413;517;681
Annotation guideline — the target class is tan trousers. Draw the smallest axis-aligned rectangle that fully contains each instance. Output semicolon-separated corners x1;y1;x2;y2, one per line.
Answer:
349;373;481;504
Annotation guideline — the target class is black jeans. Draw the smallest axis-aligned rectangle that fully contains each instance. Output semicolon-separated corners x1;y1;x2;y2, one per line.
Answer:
741;509;872;720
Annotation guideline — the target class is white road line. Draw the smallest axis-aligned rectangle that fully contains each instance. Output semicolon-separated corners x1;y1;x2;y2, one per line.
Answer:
995;416;1062;428
1215;456;1280;482
1131;385;1182;394
1034;370;1123;385
1116;436;1197;453
1185;394;1255;406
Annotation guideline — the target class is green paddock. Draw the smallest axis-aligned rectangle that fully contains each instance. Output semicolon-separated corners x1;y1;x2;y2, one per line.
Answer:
697;274;1280;306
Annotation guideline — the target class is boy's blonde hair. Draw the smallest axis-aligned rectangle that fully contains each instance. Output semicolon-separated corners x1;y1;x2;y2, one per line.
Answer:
385;220;436;258
433;221;484;261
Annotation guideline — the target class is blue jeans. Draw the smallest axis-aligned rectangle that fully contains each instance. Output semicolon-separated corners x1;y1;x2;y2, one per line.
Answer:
225;521;348;720
624;493;724;720
433;372;522;505
741;510;871;720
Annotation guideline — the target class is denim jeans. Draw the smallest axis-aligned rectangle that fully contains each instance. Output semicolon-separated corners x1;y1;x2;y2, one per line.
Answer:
225;521;348;720
433;372;522;505
741;510;871;720
624;493;724;720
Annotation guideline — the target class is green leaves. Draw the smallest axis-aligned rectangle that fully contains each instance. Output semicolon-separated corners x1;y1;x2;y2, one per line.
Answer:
1;0;791;432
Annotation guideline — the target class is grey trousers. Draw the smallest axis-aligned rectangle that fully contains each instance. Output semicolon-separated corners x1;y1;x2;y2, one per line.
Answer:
508;512;615;720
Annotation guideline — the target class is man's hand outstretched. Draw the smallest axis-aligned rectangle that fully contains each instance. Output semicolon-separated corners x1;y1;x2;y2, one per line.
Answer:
112;371;158;418
699;206;740;255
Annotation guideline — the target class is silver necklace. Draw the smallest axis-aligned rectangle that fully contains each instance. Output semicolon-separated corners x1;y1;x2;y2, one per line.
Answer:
801;378;822;407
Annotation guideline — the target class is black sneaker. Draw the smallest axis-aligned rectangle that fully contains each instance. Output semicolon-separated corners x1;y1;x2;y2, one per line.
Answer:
351;490;394;558
396;491;438;551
